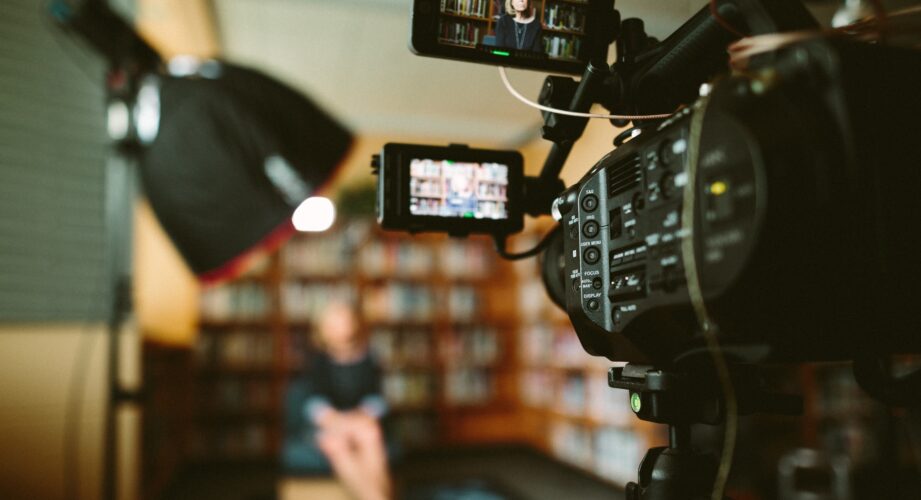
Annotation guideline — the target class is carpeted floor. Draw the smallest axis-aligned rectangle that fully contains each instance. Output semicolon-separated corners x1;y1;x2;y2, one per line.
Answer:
159;446;625;500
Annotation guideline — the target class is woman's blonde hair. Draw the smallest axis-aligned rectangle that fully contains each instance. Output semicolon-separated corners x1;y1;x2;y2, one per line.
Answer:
310;298;363;349
505;0;531;17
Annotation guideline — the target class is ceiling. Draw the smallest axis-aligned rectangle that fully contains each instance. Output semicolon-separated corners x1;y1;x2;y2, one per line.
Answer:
212;0;702;147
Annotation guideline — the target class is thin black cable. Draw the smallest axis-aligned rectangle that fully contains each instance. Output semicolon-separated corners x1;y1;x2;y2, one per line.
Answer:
494;226;558;260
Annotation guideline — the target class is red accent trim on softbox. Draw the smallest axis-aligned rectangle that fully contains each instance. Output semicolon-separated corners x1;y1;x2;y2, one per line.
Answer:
314;137;356;197
195;137;356;286
197;219;296;286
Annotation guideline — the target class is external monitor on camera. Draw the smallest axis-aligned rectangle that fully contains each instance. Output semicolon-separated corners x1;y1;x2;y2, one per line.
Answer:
410;0;599;75
374;143;524;237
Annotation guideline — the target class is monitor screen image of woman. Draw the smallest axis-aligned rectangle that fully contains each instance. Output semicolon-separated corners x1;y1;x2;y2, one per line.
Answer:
494;0;543;53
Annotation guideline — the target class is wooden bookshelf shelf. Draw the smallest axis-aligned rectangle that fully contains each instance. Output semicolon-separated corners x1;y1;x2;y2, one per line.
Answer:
438;39;477;48
194;411;280;423
194;366;277;377
199;319;272;329
542;25;585;35
441;11;491;22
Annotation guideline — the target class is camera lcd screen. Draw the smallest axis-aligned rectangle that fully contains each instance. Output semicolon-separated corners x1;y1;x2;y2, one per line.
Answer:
409;158;510;220
412;0;595;75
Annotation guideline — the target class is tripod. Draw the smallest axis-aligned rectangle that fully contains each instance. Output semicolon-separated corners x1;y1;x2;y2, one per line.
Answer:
609;364;802;500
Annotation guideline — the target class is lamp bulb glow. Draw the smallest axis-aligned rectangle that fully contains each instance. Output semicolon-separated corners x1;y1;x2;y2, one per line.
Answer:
292;197;335;232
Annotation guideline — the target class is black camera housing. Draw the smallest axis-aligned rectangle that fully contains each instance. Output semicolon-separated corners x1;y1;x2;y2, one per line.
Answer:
555;39;921;366
374;143;524;237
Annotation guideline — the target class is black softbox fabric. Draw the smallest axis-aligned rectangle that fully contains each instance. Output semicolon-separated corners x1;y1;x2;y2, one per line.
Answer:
140;63;352;282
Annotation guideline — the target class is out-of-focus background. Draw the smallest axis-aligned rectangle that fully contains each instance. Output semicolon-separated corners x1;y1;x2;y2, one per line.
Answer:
1;1;919;499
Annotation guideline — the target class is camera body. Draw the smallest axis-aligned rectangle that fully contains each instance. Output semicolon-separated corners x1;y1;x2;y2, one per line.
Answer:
374;143;525;237
557;38;921;366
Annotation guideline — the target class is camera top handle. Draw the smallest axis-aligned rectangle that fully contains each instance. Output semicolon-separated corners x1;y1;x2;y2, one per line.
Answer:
525;0;816;213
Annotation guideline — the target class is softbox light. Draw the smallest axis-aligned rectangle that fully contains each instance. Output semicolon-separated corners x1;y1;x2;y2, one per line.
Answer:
139;63;353;283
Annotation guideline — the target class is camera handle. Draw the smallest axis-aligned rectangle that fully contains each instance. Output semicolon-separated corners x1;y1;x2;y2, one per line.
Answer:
609;364;802;500
524;3;658;217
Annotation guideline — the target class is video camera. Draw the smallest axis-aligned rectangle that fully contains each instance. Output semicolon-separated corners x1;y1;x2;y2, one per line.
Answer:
377;0;921;366
375;0;921;496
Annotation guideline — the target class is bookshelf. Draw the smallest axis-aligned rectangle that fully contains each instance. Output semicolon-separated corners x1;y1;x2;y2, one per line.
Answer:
541;0;586;60
437;0;588;61
511;223;667;488
187;218;520;462
190;255;283;463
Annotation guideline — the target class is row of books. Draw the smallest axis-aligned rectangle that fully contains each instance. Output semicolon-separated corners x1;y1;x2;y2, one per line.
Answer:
195;330;275;369
550;421;648;487
477;182;507;199
370;327;434;368
440;239;492;279
520;369;554;408
445;368;494;404
410;177;445;198
187;423;270;459
519;368;634;425
391;413;438;448
543;34;581;60
283;232;353;277
544;3;586;33
593;426;648;486
359;240;437;278
446;286;480;319
550;421;594;469
363;284;437;322
281;282;355;322
200;283;270;322
409;198;508;220
284;236;494;281
441;0;491;19
520;323;609;369
559;373;587;415
515;272;569;323
440;21;480;47
409;179;507;200
197;378;273;413
586;375;634;426
382;371;434;407
361;284;488;322
519;324;555;365
441;326;500;366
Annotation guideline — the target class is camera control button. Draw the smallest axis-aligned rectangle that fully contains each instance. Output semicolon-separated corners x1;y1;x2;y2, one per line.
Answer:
581;194;598;212
660;172;676;199
583;246;601;264
583;220;600;238
592;277;603;290
587;299;600;311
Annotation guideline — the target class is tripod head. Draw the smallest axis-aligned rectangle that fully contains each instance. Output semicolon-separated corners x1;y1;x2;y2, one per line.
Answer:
609;364;802;500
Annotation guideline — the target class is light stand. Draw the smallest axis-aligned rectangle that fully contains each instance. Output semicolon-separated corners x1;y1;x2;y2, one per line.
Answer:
101;143;142;500
50;2;161;499
52;4;354;498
